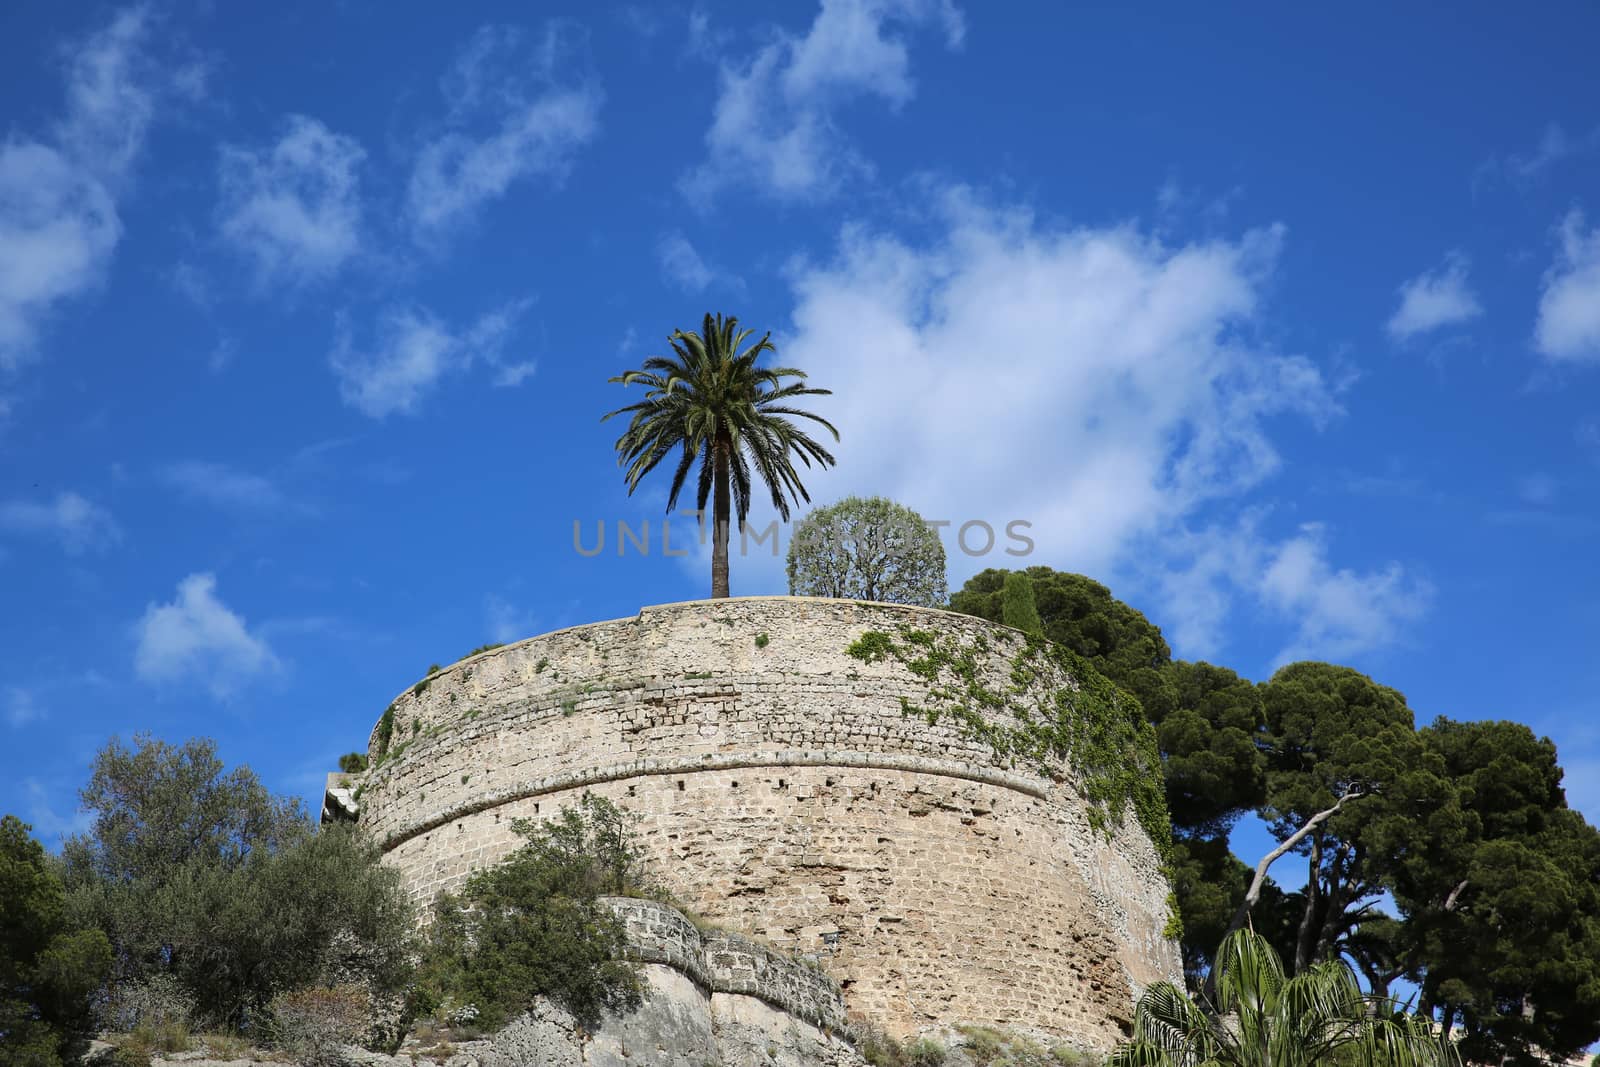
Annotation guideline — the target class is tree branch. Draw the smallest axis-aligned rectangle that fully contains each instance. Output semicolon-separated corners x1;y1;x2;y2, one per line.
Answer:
1203;788;1367;1003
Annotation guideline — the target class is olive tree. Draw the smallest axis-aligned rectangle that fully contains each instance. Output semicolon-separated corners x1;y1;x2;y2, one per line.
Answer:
786;496;947;606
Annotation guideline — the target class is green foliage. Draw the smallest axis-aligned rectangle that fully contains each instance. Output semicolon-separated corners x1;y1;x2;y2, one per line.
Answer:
845;626;1169;859
786;496;948;606
1250;663;1454;975
375;706;395;759
1111;929;1452;1067
464;643;505;658
958;1025;1005;1064
415;792;645;1032
754;631;770;648
1155;661;1266;833
950;568;1175;719
846;630;895;663
337;752;369;773
1;815;112;1067
860;1028;948;1067
61;736;414;1032
1000;571;1044;635
603;312;840;598
108;1019;192;1067
1384;718;1600;1064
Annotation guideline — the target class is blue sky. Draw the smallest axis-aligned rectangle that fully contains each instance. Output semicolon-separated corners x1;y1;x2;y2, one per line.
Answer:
4;0;1600;870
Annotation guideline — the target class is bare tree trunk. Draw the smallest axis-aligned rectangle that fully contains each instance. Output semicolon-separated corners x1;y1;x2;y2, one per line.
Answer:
1312;843;1356;966
711;438;731;598
1203;790;1365;1004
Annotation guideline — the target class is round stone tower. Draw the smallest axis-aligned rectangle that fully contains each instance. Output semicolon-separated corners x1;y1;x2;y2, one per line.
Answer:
347;597;1180;1050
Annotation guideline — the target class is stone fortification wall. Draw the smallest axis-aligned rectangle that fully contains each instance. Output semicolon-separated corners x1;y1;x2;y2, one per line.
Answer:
353;597;1179;1050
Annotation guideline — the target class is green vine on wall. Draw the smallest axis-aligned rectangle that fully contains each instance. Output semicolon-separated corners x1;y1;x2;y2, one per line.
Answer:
846;626;1172;866
375;705;396;759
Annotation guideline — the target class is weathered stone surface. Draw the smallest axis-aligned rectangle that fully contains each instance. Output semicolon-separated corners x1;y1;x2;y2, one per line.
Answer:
351;597;1180;1051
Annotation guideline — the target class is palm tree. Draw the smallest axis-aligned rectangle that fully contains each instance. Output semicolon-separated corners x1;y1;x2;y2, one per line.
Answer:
1110;930;1453;1067
603;313;839;598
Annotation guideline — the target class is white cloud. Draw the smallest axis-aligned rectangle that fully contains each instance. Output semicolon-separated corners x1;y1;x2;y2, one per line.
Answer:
134;573;278;696
1506;124;1577;181
5;687;42;728
168;259;212;308
53;7;171;181
1535;211;1600;363
218;116;365;283
1386;254;1482;342
492;361;538;388
1154;516;1429;667
330;300;530;417
1518;472;1558;506
1255;523;1431;666
407;25;601;238
775;187;1424;664
21;778;91;843
0;143;121;366
159;461;294;514
680;0;963;204
485;594;537;644
0;491;119;553
0;8;188;370
657;232;715;291
1478;123;1600;189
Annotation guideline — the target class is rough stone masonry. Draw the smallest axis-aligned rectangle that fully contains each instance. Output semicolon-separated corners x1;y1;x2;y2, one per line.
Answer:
337;597;1182;1052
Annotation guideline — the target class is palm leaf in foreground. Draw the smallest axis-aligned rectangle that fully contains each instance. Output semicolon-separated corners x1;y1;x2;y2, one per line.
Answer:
1109;929;1455;1067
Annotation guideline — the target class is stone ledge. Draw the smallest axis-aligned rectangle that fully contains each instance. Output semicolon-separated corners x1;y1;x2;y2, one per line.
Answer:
377;749;1051;852
603;896;852;1039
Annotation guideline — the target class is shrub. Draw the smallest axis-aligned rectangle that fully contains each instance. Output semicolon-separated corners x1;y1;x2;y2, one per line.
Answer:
860;1029;947;1067
415;792;645;1032
374;708;395;759
61;736;415;1033
1000;572;1044;636
269;986;370;1067
109;1019;191;1067
957;1024;1006;1065
337;752;369;773
95;973;195;1034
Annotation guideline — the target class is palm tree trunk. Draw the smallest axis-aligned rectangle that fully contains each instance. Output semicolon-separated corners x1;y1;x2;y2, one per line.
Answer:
711;437;731;598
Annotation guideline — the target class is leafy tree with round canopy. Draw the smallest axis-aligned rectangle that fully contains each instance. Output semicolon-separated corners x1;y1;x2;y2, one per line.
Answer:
1111;928;1452;1067
1211;662;1460;996
950;567;1177;718
1383;718;1600;1065
62;735;414;1031
785;496;946;605
604;313;839;599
